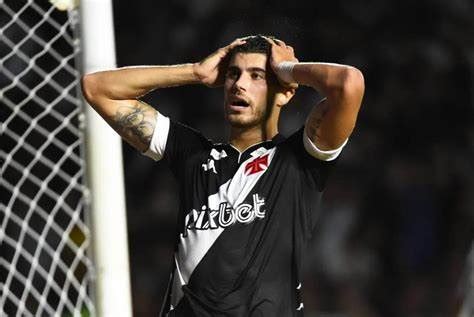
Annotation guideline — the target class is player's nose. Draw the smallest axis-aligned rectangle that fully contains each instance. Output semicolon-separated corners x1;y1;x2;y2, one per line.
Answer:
233;73;250;91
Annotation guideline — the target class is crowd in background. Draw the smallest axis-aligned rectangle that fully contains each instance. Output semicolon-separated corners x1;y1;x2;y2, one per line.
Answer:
112;1;474;316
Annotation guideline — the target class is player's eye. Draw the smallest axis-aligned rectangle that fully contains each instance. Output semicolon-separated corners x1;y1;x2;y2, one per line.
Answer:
251;73;264;80
226;69;240;79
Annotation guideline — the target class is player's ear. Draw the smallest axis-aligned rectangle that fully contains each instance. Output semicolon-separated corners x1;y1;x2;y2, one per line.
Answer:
275;85;296;108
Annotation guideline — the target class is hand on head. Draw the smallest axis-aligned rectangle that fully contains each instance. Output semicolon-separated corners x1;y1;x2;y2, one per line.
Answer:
193;36;299;90
263;37;299;90
193;38;247;88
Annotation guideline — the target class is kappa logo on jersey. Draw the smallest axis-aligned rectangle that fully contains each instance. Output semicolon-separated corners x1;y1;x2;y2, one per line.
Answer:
245;154;269;175
183;194;266;237
202;159;217;174
202;148;228;174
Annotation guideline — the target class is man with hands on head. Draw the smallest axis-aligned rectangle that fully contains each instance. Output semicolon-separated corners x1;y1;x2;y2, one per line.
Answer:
82;35;364;316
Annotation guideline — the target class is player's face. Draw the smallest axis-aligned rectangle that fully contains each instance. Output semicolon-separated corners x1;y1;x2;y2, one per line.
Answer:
223;52;275;128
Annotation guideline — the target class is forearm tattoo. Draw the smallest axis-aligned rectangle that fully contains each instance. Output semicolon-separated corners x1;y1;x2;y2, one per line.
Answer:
307;101;329;139
112;101;157;150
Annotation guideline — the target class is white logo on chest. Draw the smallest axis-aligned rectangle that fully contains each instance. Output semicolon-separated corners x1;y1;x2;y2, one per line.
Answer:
202;148;227;174
183;193;266;236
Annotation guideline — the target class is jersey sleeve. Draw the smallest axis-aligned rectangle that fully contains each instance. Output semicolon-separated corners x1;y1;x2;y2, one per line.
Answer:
143;111;171;161
284;127;347;234
143;112;211;178
302;126;348;161
285;126;346;192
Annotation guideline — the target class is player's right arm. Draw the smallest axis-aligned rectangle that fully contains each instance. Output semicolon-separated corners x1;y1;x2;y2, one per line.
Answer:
81;38;245;153
81;64;198;152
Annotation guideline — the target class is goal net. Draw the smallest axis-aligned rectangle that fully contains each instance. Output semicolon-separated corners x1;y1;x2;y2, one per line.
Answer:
1;0;95;315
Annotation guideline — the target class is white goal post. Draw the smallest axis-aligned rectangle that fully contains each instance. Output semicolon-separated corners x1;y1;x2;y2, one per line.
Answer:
0;0;132;315
459;242;474;317
80;0;132;316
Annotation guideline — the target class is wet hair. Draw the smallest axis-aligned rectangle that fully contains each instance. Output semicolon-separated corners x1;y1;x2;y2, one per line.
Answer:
228;34;277;60
227;35;282;85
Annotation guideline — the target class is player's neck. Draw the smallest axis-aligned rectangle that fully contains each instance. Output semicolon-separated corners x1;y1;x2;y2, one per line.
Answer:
229;124;278;152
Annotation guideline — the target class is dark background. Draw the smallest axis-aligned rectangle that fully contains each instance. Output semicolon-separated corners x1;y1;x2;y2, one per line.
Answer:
112;1;474;316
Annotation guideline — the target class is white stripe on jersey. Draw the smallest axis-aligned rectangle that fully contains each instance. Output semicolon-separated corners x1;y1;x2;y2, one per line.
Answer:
170;146;276;308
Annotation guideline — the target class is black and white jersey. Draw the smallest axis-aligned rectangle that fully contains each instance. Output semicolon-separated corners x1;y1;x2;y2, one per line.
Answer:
144;113;346;316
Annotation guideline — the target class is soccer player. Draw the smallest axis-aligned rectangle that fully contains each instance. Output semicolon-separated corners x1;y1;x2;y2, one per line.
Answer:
81;35;364;316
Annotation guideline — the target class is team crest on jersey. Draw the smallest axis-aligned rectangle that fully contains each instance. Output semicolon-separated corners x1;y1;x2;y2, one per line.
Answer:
245;154;269;175
182;194;266;237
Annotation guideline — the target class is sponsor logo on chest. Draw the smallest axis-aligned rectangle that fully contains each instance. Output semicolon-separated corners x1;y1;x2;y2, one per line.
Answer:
182;193;266;237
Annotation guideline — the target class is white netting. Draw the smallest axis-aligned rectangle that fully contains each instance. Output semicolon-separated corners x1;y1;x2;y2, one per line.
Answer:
0;0;95;316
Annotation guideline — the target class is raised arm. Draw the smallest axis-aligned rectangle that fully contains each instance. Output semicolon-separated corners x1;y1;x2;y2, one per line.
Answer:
81;38;246;152
294;63;364;150
81;64;198;152
266;39;365;151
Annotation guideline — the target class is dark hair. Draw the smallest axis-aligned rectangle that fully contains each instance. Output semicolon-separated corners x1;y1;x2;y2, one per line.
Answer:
228;34;277;60
226;35;283;85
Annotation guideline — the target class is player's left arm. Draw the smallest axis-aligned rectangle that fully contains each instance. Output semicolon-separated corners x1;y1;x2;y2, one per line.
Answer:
267;39;365;151
295;62;364;151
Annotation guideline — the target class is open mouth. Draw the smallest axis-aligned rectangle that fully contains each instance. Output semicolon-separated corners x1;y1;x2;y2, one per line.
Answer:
229;96;250;108
231;100;250;107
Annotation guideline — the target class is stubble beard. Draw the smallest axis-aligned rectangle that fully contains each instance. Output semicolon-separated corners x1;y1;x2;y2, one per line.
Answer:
225;103;270;129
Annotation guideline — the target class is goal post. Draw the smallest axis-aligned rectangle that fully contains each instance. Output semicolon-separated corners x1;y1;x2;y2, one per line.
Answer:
80;0;133;316
459;242;474;317
0;0;132;315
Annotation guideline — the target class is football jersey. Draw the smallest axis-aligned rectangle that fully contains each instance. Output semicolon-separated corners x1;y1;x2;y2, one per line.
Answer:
144;113;346;316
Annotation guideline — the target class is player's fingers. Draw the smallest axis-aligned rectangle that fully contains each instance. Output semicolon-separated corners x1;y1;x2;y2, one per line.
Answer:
289;82;299;89
264;37;291;52
225;38;246;51
263;36;277;46
273;39;286;47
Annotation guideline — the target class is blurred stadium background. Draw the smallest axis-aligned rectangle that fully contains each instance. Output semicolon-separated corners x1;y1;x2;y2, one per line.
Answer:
2;0;473;316
114;1;473;316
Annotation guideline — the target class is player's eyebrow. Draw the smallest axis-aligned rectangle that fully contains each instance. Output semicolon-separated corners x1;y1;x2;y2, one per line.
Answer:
247;67;266;73
227;66;240;73
227;66;266;73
